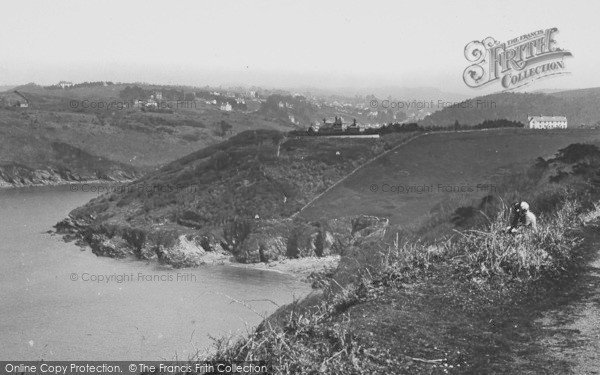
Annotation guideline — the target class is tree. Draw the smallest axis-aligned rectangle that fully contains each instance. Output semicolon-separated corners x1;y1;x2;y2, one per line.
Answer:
218;120;232;137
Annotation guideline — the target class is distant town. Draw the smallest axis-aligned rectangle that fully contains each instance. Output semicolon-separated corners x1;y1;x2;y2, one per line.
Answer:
0;80;434;128
2;81;596;133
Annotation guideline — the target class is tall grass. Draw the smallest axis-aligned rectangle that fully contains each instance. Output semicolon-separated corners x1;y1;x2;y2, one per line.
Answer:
202;195;593;374
448;198;584;280
372;197;585;286
202;144;600;372
208;283;368;374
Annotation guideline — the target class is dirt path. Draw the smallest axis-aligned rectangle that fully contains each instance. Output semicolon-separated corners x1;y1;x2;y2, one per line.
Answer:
325;223;600;374
290;129;520;223
472;223;600;374
524;224;600;374
290;132;428;218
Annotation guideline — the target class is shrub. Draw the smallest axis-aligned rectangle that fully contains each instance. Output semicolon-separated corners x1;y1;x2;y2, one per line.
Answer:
552;143;600;164
447;197;583;280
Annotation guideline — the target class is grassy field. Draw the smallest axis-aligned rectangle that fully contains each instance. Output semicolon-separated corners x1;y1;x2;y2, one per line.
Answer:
57;130;420;266
206;137;600;375
67;131;413;226
298;128;600;232
0;85;293;178
419;89;600;128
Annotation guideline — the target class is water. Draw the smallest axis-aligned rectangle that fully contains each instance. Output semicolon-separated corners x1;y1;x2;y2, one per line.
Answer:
0;185;310;360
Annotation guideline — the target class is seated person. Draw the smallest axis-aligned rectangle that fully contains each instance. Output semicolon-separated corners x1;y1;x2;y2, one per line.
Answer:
506;201;537;234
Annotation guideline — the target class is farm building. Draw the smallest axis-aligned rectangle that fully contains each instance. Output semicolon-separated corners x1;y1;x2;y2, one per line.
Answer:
57;81;74;89
1;91;30;108
527;115;567;129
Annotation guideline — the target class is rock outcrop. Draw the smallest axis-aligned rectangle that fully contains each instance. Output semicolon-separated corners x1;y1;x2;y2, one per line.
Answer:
224;215;389;264
56;214;389;268
0;164;137;188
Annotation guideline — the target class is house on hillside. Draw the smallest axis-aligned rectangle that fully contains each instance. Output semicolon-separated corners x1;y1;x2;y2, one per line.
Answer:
367;111;378;119
146;98;158;108
309;121;321;133
220;102;232;111
347;118;360;131
1;91;30;108
323;116;344;131
58;81;73;89
527;115;567;129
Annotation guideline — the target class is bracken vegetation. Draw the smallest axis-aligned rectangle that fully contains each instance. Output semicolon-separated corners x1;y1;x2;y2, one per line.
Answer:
199;143;600;374
64;130;420;262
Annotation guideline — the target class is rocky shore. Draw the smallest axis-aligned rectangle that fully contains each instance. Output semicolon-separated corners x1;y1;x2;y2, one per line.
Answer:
54;214;389;275
0;164;138;188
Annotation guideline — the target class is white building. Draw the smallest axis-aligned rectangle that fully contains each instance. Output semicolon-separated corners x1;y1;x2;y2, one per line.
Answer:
1;91;30;108
220;102;232;111
58;81;73;89
527;115;567;129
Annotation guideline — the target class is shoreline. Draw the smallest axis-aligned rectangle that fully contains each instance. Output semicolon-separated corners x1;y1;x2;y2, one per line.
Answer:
54;227;340;283
0;178;136;190
227;255;340;278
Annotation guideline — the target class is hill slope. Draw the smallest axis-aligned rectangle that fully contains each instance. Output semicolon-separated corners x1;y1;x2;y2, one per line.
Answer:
206;142;600;374
0;141;138;187
419;89;600;128
57;130;416;266
298;128;600;232
58;128;600;266
0;84;293;186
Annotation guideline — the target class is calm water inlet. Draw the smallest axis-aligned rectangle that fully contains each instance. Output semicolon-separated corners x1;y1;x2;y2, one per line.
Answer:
0;185;310;360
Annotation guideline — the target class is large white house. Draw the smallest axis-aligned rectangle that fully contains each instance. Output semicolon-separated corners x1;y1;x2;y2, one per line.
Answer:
527;115;568;129
220;102;232;111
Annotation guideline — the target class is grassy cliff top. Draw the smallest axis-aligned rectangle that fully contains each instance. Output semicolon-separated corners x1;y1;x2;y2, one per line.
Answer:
68;130;416;232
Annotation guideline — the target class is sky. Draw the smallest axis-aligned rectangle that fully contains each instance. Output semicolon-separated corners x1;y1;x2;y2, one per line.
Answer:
0;0;599;95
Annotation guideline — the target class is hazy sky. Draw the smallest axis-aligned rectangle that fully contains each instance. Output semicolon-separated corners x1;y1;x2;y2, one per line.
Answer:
1;0;598;95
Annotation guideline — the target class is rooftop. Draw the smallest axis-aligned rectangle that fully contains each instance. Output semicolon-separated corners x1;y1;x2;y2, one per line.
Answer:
529;115;567;122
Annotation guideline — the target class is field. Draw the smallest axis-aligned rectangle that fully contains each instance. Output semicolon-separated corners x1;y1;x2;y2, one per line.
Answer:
0;85;293;182
298;128;600;231
209;131;600;374
419;89;600;128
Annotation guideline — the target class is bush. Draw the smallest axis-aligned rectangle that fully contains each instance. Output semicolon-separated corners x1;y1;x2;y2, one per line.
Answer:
447;197;583;280
552;143;600;164
203;193;595;374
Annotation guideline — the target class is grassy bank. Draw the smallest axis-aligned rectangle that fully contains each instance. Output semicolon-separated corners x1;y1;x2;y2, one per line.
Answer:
58;130;418;266
201;143;600;374
297;129;600;230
